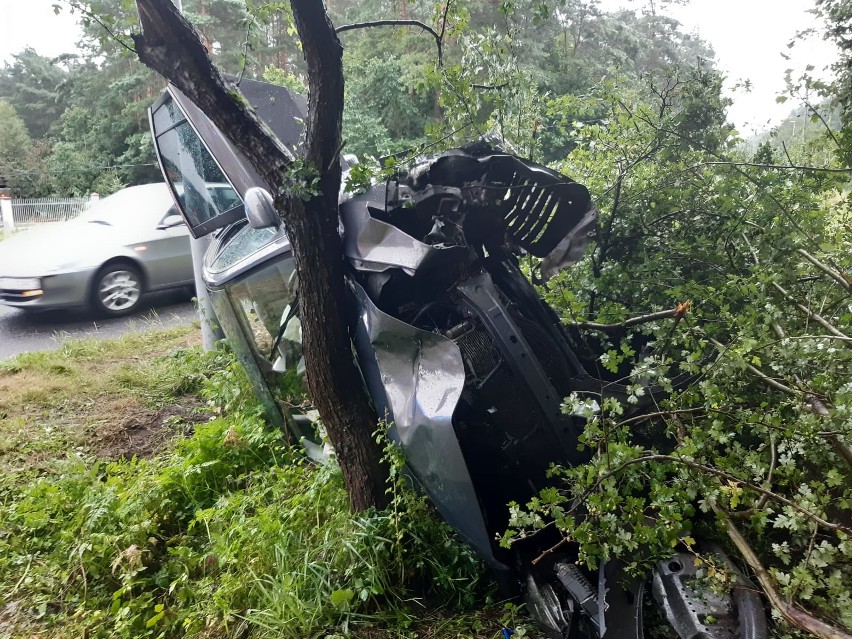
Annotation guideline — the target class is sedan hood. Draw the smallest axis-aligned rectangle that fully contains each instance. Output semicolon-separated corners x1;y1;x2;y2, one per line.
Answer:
0;221;122;277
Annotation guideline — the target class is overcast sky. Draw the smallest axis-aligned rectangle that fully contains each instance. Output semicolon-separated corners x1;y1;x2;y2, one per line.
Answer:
0;0;840;134
610;0;839;135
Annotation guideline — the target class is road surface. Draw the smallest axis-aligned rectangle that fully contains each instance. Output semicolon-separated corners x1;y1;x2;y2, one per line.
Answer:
0;291;198;360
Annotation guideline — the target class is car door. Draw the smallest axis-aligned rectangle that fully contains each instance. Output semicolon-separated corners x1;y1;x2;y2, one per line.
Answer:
138;205;193;290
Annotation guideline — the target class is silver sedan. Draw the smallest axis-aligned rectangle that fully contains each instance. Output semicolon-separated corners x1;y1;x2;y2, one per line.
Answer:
0;183;193;316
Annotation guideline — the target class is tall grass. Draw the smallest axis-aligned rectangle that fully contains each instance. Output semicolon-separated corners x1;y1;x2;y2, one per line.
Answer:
0;330;499;638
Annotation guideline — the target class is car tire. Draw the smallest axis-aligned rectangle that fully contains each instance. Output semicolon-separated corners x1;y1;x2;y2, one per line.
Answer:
92;263;144;317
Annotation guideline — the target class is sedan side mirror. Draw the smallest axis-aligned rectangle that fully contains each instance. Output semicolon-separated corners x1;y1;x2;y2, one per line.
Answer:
157;213;185;230
245;187;279;230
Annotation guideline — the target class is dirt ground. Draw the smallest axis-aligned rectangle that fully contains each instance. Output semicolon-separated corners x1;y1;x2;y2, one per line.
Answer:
94;396;209;459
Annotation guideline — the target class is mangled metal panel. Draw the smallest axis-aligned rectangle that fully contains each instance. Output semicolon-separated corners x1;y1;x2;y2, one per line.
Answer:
339;183;465;275
349;280;497;564
341;144;597;284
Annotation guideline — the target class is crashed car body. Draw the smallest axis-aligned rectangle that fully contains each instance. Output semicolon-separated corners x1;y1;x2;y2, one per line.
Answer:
149;79;767;639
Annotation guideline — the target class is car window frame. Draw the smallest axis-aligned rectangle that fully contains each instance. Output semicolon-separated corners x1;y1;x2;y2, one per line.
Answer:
149;89;246;238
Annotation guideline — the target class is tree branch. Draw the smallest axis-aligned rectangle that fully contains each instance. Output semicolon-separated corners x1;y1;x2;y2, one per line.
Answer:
614;407;705;428
471;83;508;90
335;20;443;66
132;0;294;187
570;453;851;534
715;505;852;639
686;160;852;174
570;304;689;333
770;281;851;344
64;0;138;55
803;98;843;151
438;0;453;42
709;337;800;395
796;248;851;292
807;394;852;470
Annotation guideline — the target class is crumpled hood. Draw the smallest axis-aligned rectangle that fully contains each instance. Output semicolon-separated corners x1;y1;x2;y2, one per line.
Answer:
0;221;120;277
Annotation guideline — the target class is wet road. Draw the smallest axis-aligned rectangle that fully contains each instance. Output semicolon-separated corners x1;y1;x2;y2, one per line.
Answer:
0;291;198;360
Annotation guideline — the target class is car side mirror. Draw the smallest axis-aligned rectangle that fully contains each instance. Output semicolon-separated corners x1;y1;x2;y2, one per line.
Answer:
157;213;185;230
244;187;279;229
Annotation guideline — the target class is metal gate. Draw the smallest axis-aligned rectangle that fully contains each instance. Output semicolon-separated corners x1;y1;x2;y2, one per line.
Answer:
0;194;99;232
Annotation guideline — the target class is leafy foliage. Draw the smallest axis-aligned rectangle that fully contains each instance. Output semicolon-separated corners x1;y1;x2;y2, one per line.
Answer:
503;68;852;632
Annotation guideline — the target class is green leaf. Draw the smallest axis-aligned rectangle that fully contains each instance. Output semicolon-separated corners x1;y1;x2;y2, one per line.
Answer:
146;610;165;628
330;588;354;607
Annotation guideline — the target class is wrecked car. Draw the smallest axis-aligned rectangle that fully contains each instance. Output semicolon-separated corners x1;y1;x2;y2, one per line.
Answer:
149;78;768;639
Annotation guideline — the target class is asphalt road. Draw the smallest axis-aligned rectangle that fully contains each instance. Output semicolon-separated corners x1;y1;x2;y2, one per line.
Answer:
0;290;199;360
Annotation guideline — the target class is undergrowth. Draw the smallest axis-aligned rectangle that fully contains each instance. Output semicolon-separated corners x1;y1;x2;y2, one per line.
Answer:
0;331;500;639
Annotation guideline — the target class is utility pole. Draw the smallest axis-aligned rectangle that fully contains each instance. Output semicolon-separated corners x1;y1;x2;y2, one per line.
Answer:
171;0;223;351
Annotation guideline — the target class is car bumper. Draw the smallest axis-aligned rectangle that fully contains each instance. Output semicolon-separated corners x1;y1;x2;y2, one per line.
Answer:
0;271;91;310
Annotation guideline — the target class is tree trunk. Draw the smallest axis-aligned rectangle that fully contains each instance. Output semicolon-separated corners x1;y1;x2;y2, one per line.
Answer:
287;0;389;511
133;0;388;511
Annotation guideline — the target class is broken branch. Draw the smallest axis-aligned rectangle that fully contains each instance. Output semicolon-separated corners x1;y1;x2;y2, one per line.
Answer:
772;282;851;343
714;504;852;639
796;248;851;292
770;281;851;343
531;537;570;566
808;393;852;469
570;305;688;333
709;338;799;395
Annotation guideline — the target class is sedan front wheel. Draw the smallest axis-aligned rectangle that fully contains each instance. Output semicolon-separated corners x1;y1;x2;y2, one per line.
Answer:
93;264;144;316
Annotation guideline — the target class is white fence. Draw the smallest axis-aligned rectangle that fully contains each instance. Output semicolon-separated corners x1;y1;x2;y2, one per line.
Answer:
0;194;99;232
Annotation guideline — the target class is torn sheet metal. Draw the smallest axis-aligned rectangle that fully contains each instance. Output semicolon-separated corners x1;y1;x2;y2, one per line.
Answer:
339;183;469;275
349;280;496;564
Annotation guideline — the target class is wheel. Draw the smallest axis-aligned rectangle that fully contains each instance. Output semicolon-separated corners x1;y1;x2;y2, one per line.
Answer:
92;264;144;316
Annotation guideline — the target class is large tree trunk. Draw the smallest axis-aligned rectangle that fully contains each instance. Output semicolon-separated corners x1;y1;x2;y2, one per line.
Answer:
133;0;388;511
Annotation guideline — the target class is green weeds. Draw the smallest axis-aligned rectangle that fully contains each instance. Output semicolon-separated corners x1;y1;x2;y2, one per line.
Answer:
0;329;497;638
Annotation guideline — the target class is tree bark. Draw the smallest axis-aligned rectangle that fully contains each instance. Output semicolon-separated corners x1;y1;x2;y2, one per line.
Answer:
287;0;390;511
133;0;388;511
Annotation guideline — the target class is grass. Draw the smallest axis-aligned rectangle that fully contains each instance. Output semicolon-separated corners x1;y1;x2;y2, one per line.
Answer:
0;327;203;479
0;328;515;639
